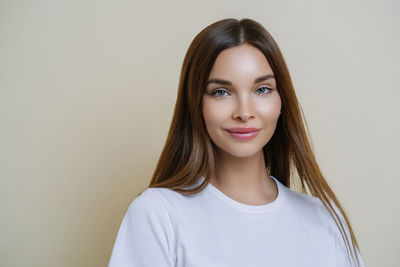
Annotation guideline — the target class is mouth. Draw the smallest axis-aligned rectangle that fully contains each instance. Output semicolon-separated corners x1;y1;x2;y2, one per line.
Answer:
226;127;260;140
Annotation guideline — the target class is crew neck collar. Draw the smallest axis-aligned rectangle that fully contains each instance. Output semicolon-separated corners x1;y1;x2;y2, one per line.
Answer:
204;175;283;214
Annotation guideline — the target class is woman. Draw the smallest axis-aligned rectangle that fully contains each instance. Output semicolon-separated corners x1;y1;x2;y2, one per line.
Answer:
109;18;365;267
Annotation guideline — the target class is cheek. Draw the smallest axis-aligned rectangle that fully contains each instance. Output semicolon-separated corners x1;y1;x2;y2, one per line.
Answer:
202;99;230;127
255;95;282;120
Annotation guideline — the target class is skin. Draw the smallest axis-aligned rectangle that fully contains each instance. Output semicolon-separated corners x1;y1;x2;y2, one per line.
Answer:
202;44;282;205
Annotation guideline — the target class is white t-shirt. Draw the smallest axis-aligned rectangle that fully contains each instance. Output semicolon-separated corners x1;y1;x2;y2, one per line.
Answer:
109;176;365;267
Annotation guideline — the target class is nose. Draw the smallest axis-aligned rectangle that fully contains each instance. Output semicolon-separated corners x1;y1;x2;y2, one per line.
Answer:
232;95;255;121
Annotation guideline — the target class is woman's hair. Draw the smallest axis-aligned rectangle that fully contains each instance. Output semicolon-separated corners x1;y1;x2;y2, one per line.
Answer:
148;18;361;266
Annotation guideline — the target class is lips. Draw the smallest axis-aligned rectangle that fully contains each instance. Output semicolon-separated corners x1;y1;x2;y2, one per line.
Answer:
226;127;260;140
227;127;259;133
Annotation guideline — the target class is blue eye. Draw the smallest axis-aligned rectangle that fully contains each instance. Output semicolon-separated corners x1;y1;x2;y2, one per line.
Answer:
256;86;272;95
212;89;229;97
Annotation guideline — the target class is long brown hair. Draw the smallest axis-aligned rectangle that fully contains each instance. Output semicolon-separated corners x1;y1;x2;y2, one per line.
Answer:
148;18;361;266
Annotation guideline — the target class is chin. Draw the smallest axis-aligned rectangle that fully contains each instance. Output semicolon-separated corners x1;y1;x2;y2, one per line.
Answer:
231;151;263;158
217;146;264;159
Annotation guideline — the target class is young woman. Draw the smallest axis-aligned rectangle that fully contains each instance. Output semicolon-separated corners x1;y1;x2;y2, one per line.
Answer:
109;18;365;267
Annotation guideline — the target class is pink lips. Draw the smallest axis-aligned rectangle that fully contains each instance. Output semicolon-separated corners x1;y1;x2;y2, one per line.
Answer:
226;127;260;140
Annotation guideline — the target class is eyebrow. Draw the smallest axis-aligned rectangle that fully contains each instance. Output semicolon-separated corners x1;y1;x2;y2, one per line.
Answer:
206;74;275;86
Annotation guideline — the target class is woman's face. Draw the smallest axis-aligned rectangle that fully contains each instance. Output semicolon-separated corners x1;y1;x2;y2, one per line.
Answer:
202;44;282;158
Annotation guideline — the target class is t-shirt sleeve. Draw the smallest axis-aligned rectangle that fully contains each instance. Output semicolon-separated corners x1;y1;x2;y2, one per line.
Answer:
108;189;176;267
321;201;366;267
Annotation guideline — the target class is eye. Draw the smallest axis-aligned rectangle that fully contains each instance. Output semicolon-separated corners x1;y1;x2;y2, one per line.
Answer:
211;89;230;97
255;86;272;95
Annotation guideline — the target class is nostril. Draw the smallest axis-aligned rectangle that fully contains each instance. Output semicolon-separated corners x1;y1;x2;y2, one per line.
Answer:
236;112;254;121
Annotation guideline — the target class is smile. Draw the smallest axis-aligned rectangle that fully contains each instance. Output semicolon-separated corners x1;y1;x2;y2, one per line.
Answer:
226;127;260;140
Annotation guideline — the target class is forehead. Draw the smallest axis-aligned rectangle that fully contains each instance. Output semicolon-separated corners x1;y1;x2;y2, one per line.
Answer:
208;44;273;79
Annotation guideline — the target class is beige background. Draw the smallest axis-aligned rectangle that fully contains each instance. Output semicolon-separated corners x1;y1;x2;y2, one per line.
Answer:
1;0;399;266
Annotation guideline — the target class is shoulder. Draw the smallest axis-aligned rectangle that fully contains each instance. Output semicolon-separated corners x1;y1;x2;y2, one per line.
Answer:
278;182;350;236
126;187;182;218
281;186;363;266
124;186;194;229
281;185;346;231
281;185;327;222
109;188;183;266
279;184;349;246
117;187;183;251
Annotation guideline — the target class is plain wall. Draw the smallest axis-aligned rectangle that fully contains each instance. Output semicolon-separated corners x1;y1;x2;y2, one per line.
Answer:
1;0;399;266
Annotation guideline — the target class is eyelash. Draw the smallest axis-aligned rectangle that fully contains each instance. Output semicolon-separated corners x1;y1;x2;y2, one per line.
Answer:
210;86;272;97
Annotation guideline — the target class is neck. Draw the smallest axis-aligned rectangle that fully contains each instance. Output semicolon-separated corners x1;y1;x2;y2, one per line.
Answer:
209;148;277;205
